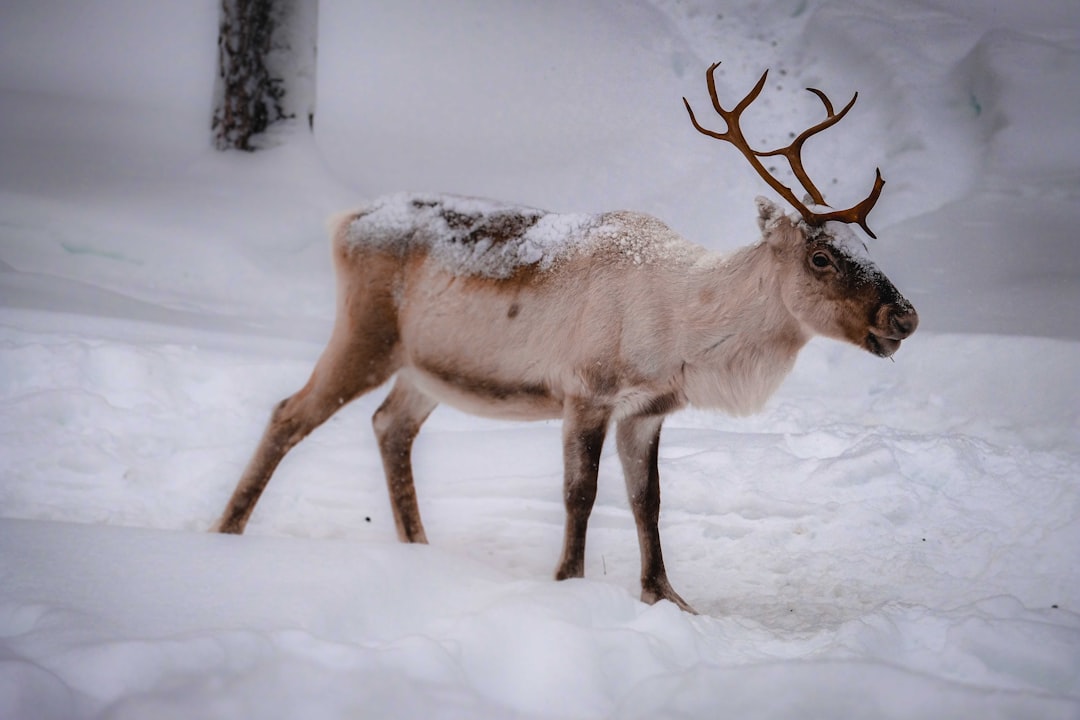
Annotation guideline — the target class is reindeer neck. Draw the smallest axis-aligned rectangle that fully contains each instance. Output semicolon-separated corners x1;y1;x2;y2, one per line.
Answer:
676;240;808;415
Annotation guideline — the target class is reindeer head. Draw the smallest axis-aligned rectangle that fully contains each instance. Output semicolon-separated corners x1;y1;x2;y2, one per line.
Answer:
756;197;917;357
685;62;917;357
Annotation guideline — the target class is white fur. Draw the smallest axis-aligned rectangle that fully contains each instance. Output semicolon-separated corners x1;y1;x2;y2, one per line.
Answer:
325;194;900;420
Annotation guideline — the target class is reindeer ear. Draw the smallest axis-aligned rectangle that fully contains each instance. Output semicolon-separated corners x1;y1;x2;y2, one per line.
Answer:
756;196;786;232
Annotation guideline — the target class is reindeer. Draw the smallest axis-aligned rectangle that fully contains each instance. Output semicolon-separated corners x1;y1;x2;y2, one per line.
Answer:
214;63;917;613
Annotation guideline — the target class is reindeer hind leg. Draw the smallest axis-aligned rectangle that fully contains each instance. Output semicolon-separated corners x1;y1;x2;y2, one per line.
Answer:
372;375;438;543
214;326;400;534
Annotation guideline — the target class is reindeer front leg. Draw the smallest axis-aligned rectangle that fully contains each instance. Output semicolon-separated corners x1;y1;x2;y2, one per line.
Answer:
616;414;696;613
554;399;611;581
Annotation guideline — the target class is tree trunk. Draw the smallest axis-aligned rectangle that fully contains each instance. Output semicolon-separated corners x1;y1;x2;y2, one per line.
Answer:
212;0;318;151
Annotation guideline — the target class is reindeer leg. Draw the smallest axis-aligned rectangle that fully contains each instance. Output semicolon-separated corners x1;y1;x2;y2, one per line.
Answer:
616;415;696;613
554;400;611;581
215;369;368;534
215;317;400;534
372;376;437;543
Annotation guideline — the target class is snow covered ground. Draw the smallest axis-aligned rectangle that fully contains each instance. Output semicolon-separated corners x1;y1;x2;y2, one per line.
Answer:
1;1;1078;718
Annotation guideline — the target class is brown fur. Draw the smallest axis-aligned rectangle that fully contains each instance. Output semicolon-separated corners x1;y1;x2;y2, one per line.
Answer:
214;194;917;613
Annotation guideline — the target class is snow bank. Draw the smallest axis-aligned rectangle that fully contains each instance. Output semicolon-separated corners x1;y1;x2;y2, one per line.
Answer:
2;516;1077;720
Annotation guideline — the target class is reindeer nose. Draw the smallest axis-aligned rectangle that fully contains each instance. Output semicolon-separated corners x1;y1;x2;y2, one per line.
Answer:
888;307;919;339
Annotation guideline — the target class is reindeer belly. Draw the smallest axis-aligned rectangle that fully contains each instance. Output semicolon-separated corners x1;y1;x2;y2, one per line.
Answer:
403;364;564;421
394;271;591;420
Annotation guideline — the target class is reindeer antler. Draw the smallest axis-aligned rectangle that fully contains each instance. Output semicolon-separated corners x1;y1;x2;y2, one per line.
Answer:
683;62;885;238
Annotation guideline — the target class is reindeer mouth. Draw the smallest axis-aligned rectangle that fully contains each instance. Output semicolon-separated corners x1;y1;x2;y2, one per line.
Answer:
866;332;902;358
865;305;918;358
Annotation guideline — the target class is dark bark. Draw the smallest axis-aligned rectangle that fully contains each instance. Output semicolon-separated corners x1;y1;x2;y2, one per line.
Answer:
212;0;317;151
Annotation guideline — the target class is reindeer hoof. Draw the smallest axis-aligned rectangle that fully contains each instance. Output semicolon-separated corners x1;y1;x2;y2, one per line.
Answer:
211;517;245;534
641;581;697;614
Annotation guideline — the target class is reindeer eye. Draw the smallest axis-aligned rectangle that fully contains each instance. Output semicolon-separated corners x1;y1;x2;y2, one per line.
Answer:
811;252;831;268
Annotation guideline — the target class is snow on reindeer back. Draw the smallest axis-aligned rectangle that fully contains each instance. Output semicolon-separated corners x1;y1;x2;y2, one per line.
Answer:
344;193;601;278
